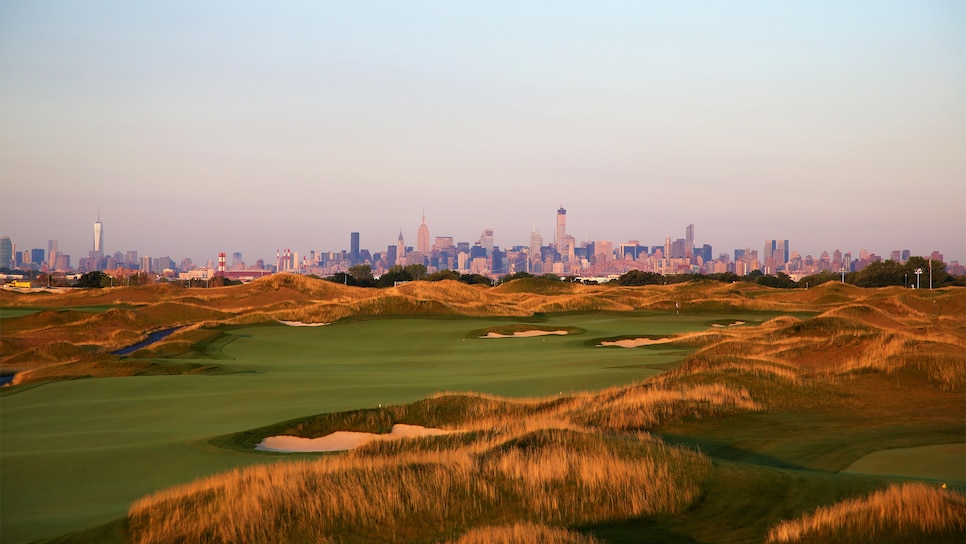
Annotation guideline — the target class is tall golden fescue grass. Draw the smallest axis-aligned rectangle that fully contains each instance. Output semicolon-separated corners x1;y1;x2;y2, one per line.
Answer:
128;428;709;544
766;482;966;543
573;382;762;431
443;523;600;544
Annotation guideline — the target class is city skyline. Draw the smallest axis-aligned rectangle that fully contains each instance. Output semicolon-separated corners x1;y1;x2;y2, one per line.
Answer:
2;2;964;265
1;207;960;278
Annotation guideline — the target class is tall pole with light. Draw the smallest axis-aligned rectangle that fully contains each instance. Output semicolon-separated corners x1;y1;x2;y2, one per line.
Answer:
915;267;923;289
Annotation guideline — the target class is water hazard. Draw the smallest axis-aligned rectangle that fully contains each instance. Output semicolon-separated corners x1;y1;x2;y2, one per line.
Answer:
113;327;182;356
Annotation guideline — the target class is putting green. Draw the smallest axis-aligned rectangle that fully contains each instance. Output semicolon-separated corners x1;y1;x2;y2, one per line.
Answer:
844;443;966;482
0;312;757;543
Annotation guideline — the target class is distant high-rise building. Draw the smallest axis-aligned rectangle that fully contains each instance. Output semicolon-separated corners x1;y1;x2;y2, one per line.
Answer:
479;228;494;256
231;252;243;269
529;228;543;272
417;212;430;255
698;244;713;262
685;224;694;257
0;237;12;269
30;248;45;266
764;239;789;272
93;213;104;255
350;232;360;263
48;239;58;268
55;253;70;271
555;207;568;255
901;249;911;262
396;229;406;265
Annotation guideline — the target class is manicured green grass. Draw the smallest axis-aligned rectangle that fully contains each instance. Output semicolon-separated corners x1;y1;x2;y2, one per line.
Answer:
1;312;734;544
0;305;129;318
844;443;966;482
0;308;40;318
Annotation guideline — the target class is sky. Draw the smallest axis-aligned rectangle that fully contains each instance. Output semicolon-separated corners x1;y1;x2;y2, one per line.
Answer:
2;1;964;266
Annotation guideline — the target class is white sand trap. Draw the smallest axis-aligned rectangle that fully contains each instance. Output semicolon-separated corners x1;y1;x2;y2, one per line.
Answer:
278;320;329;327
481;330;569;338
598;337;673;348
256;424;456;453
712;321;746;328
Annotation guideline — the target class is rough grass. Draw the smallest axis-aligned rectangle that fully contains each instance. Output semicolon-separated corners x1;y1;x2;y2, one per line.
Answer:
3;281;964;543
128;428;710;544
767;483;966;543
444;523;601;544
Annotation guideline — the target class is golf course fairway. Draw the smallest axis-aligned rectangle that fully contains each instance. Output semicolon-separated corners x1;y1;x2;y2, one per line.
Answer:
1;312;728;543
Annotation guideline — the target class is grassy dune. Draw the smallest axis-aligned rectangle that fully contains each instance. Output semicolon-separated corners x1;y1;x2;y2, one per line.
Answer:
1;278;964;542
767;482;965;543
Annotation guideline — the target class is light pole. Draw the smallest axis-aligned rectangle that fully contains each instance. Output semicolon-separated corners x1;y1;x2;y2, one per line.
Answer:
840;268;847;283
914;268;923;289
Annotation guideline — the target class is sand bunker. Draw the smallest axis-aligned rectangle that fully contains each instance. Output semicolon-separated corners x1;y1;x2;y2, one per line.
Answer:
598;337;673;348
256;424;456;453
481;330;569;338
711;321;746;328
278;320;329;327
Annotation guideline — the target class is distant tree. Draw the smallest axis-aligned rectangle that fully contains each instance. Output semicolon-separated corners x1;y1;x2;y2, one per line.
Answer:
208;275;239;287
349;265;376;287
75;271;108;288
745;270;764;280
426;270;460;282
377;265;414;287
705;272;741;283
904;256;951;288
539;273;561;282
498;271;533;285
128;272;150;286
853;260;904;288
756;272;797;289
404;263;427;281
325;272;357;286
798;272;839;288
617;270;664;286
458;273;493;286
666;273;702;284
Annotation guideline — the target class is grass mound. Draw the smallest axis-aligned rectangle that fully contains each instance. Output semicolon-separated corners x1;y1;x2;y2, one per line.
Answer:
129;426;709;544
444;523;600;544
767;482;966;543
493;278;585;295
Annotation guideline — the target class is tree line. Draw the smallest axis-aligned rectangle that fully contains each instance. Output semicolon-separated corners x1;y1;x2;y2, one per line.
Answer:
22;256;962;290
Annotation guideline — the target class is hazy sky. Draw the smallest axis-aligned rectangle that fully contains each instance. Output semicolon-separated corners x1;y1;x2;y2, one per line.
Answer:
2;1;964;265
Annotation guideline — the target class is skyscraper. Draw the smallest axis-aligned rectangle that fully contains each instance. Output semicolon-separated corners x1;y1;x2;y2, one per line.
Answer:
685;224;694;257
93;213;104;256
350;232;360;263
48;239;59;268
555;206;567;254
529;227;542;272
479;228;494;255
417;212;430;255
396;229;406;265
0;237;12;269
764;240;790;272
